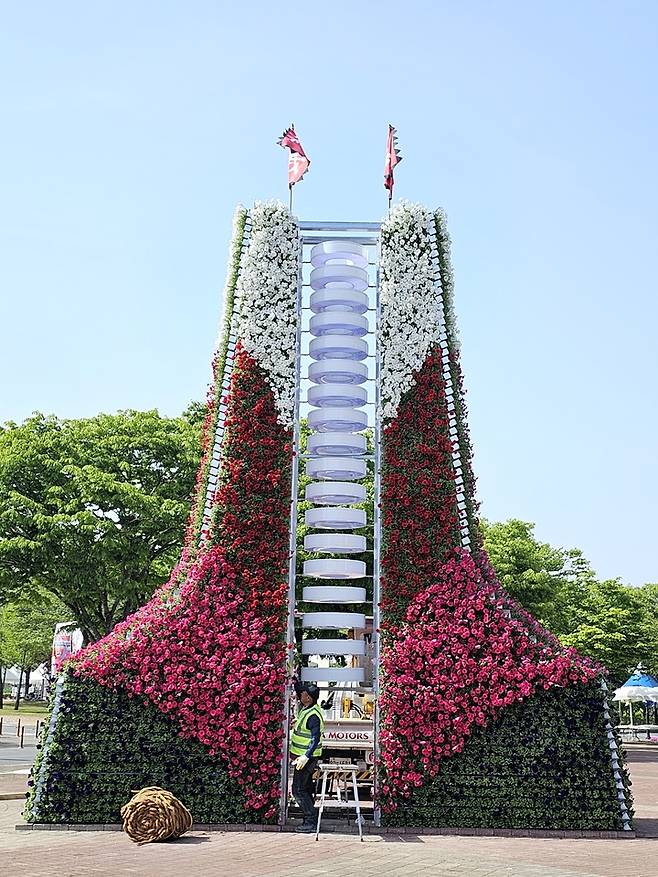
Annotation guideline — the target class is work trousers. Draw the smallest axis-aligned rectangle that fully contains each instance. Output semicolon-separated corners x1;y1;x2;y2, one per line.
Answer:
291;757;319;824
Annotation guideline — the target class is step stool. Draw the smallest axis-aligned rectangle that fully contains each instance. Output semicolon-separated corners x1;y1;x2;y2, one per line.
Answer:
315;763;364;841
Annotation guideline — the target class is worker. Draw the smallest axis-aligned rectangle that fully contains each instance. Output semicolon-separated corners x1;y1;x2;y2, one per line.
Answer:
290;681;325;833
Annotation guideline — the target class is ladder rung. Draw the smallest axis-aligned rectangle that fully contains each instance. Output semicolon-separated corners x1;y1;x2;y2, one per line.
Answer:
317;801;361;808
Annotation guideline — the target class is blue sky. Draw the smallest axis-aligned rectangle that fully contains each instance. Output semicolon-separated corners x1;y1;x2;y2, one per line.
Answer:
1;2;656;585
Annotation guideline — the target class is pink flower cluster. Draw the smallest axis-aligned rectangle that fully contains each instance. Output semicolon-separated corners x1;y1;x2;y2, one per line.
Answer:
75;548;286;816
75;346;292;819
378;550;598;811
380;347;462;627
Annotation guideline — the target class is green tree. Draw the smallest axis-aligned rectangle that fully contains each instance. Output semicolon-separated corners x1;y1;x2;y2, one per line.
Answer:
0;590;68;708
480;519;658;681
544;547;598;637
638;582;658;616
0;410;201;642
0;613;12;708
480;519;567;623
558;578;652;682
633;583;658;674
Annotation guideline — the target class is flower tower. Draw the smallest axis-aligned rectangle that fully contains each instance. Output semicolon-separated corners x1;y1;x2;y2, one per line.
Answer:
25;202;633;832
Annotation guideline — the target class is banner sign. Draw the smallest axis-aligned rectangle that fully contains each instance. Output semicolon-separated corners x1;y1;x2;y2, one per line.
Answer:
51;631;73;675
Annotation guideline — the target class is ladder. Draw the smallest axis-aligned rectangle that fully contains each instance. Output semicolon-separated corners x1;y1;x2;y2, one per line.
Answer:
315;763;364;841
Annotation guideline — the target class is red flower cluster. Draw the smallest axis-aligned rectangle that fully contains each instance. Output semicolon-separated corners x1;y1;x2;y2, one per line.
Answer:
379;343;599;811
76;345;292;818
381;346;462;627
211;349;292;617
378;550;597;810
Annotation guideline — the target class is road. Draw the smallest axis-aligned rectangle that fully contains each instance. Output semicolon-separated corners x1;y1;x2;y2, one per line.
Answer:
0;724;37;799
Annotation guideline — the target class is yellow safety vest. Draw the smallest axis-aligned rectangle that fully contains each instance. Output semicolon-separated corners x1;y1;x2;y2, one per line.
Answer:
290;704;324;758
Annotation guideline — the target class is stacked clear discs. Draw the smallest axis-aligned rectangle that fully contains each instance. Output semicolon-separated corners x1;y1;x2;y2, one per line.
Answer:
301;240;370;685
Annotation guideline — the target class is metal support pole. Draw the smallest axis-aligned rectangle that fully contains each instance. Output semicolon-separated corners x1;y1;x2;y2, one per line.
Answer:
199;212;252;546
372;233;383;827
298;221;381;232
285;219;382;825
278;226;304;826
428;219;471;552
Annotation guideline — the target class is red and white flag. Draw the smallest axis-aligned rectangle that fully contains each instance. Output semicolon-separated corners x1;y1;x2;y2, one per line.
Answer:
384;124;402;200
278;125;310;187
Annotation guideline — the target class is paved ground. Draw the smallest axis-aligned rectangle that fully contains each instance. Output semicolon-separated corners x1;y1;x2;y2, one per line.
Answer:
625;745;658;837
2;801;656;877
0;729;36;800
0;746;656;876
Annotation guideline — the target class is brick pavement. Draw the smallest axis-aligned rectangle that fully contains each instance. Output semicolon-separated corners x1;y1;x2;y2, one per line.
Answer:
2;800;657;877
1;746;656;876
624;745;658;837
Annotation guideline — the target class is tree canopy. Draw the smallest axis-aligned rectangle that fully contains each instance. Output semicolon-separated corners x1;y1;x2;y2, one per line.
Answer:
0;590;67;669
480;518;566;621
0;410;201;642
0;588;69;706
481;518;658;681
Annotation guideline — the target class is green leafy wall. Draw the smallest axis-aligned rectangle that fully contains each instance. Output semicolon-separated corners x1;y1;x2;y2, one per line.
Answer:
382;682;632;830
25;674;252;824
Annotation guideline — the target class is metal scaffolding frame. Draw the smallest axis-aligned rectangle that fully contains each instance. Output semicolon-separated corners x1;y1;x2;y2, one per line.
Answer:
279;220;382;826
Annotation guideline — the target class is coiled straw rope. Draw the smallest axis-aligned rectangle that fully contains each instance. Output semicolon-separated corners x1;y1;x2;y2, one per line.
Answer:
121;786;193;844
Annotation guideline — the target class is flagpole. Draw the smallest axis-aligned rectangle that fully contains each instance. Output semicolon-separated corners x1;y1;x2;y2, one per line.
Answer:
288;121;294;213
385;124;401;214
278;123;308;216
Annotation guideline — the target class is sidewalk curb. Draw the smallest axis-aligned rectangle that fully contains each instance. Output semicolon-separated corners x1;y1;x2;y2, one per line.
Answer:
14;822;638;839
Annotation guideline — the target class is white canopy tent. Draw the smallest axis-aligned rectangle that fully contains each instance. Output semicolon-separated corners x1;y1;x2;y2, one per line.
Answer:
612;666;658;728
3;662;50;695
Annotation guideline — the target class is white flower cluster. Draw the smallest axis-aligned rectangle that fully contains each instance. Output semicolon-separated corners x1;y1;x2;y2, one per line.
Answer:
379;202;441;421
236;201;299;428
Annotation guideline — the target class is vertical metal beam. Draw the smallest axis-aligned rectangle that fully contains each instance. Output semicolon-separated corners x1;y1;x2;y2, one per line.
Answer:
427;220;471;552
285;224;381;825
298;221;381;232
199;213;252;544
372;233;383;827
278;226;304;825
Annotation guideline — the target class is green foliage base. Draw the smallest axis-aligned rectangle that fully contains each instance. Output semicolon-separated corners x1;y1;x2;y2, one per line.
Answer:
24;674;258;825
382;683;633;830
